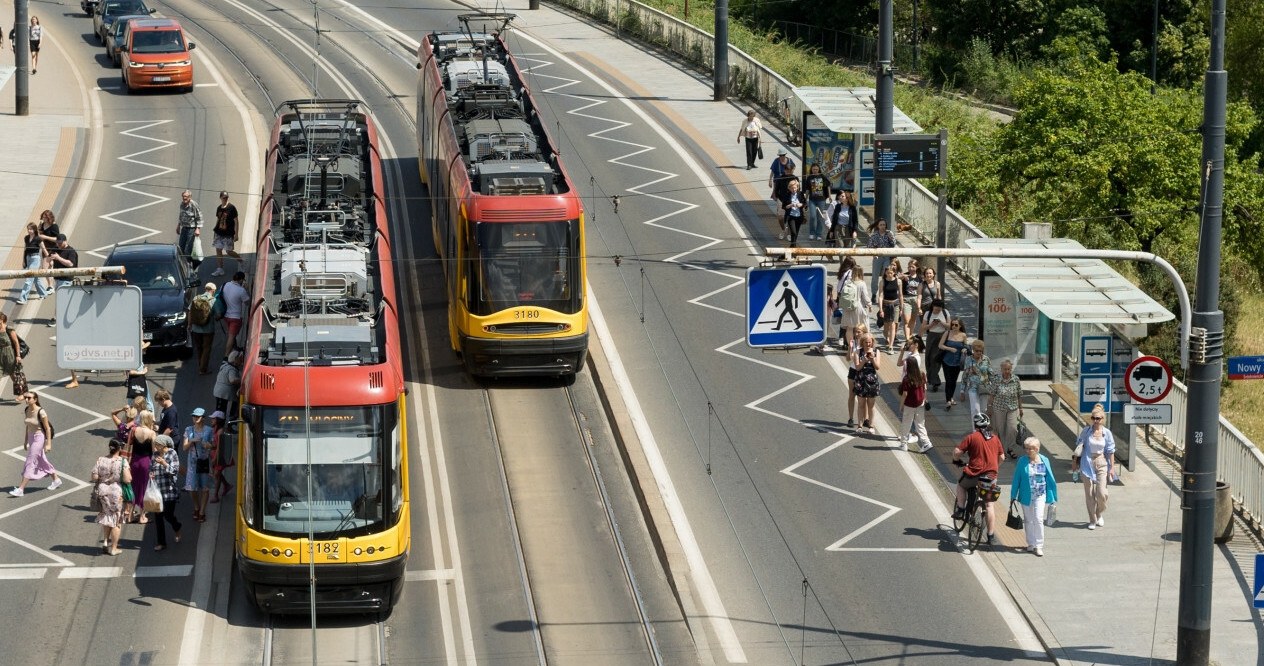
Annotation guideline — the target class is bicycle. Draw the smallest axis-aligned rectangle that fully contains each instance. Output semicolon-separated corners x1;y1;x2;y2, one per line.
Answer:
952;459;998;552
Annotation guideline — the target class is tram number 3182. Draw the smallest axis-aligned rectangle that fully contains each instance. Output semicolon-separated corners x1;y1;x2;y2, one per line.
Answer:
316;542;341;559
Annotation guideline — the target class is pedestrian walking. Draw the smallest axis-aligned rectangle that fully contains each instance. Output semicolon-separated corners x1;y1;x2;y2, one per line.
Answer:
901;259;922;341
919;298;951;396
36;210;59;292
213;351;243;414
877;264;904;351
155;389;183;451
768;150;796;239
188;282;219;374
939;319;969;410
221;271;249;355
177;190;204;266
183;407;214;522
988;359;1024;456
211;191;241;276
852;333;881;433
91;439;130;555
736;110;762;170
780;178;807;246
843;322;868;428
825;191;858;247
17;222;51;304
208;410;232;503
127;410;158;524
961;339;992;417
149;435;183;551
46;234;80;342
28;17;41;74
9;392;62;496
1010;436;1058;556
1075;404;1115;530
898;356;933;452
802;164;831;241
111;396;145;521
0;313;22;401
840;266;870;351
865;218;896;303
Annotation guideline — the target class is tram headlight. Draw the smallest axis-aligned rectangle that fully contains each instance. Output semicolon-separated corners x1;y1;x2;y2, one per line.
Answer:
353;547;363;556
270;548;280;557
284;549;294;558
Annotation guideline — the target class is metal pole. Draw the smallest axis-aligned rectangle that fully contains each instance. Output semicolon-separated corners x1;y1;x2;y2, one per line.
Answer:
529;0;540;10
713;0;729;101
935;128;948;279
761;245;1193;369
1176;0;1226;662
1151;0;1160;95
874;0;895;229
15;0;30;116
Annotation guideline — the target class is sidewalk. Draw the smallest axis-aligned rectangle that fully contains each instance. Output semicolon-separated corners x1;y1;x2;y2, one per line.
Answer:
515;4;1263;664
0;11;89;275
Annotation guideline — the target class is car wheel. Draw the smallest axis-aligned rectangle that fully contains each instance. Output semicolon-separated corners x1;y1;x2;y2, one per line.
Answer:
122;74;132;95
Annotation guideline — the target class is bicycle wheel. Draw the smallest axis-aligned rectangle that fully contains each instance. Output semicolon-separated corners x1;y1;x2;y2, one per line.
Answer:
952;496;969;533
966;502;986;552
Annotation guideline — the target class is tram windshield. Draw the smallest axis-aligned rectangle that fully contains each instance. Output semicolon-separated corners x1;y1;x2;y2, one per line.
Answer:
257;405;397;537
473;219;581;315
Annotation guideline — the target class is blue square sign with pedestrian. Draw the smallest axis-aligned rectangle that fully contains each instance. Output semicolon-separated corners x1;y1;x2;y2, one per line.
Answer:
747;265;827;348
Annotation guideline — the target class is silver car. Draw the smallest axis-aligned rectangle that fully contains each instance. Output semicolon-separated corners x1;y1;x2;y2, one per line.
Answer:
104;15;147;67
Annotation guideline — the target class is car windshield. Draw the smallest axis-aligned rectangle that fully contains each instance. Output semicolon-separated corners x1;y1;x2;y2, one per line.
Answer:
472;219;581;314
105;1;146;17
115;258;180;290
131;29;185;54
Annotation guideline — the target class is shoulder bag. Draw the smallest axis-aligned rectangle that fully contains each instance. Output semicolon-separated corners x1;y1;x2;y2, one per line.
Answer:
756;142;764;160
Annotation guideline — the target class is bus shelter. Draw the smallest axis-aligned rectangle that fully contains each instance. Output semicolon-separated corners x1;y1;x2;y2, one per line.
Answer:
789;86;921;206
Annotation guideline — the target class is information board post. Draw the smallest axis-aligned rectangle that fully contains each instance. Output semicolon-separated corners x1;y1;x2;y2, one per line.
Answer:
936;128;948;279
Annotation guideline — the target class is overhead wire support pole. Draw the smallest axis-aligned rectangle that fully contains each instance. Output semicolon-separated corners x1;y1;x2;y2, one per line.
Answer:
1177;0;1227;661
761;246;1193;369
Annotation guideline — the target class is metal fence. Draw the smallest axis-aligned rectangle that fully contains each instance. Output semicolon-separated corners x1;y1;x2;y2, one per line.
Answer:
771;20;916;72
547;0;1263;539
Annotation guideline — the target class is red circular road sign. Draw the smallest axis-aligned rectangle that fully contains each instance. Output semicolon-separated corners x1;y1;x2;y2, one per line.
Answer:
1125;355;1173;404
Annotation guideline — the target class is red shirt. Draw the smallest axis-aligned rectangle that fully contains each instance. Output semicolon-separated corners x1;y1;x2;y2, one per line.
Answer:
900;378;925;408
956;430;1003;477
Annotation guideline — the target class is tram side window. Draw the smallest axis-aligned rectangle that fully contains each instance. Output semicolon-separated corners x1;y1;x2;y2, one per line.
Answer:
242;421;256;527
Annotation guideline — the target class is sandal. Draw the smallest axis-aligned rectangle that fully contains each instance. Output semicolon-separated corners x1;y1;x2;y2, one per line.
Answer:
153;545;166;552
174;531;182;543
108;549;122;556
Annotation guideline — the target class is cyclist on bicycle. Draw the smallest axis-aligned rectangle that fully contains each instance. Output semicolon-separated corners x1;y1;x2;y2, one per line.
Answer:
953;413;1006;545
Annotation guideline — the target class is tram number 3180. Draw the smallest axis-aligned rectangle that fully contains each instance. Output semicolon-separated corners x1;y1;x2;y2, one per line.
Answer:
514;309;541;320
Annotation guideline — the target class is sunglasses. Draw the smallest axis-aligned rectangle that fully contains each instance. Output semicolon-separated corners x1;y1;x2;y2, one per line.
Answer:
1092;416;1104;421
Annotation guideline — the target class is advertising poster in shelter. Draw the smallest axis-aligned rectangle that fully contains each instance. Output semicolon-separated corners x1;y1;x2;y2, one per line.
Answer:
978;272;1051;377
803;116;855;193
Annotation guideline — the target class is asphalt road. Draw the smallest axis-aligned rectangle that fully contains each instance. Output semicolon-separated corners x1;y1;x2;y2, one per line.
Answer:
0;1;1052;664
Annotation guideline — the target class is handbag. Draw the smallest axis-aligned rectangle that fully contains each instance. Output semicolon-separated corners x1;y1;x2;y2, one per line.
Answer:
196;457;210;474
17;336;29;359
89;485;103;512
756;143;764;160
1006;500;1024;530
1011;418;1034;458
1043;503;1057;527
143;481;164;514
11;369;28;396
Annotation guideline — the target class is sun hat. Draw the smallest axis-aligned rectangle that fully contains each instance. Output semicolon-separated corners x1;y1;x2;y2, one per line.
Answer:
191;407;206;417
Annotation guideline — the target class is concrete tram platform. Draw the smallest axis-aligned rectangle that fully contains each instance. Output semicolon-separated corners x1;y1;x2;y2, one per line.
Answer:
512;3;1264;664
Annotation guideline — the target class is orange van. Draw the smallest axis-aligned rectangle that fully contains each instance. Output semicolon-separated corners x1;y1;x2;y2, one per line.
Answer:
120;18;195;93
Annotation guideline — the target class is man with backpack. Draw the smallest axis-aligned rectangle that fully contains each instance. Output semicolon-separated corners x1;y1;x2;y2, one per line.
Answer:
187;282;220;374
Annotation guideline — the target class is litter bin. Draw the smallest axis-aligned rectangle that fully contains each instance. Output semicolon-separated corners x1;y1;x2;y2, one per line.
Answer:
1214;480;1234;544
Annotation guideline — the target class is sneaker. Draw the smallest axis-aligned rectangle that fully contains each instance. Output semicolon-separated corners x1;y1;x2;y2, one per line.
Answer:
48;479;63;491
919;442;933;453
8;488;22;497
899;441;908;451
951;506;965;521
1096;516;1105;527
846;419;856;428
1087;522;1097;530
15;298;26;305
778;232;786;240
212;268;225;276
987;533;998;546
1035;547;1044;557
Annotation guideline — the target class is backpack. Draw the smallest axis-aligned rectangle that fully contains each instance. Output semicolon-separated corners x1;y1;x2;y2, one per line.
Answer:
189;294;213;326
840;280;859;312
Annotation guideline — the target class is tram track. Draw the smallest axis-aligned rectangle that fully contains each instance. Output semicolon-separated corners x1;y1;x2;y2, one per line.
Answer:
483;383;663;665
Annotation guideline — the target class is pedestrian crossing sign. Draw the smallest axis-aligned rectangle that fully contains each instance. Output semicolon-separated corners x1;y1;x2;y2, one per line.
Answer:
746;265;827;348
1254;553;1264;608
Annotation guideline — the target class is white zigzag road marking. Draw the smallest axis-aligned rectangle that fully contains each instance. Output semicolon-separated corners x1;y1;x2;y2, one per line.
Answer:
88;119;174;259
519;53;917;554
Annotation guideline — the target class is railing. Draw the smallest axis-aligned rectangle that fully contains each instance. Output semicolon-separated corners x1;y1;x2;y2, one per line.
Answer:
546;0;1264;541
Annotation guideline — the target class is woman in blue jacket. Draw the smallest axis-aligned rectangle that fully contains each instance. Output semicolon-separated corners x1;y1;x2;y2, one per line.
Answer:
1011;436;1058;556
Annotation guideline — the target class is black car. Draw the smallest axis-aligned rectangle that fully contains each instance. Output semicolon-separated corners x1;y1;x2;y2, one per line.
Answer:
104;242;198;352
94;0;154;44
82;0;101;17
